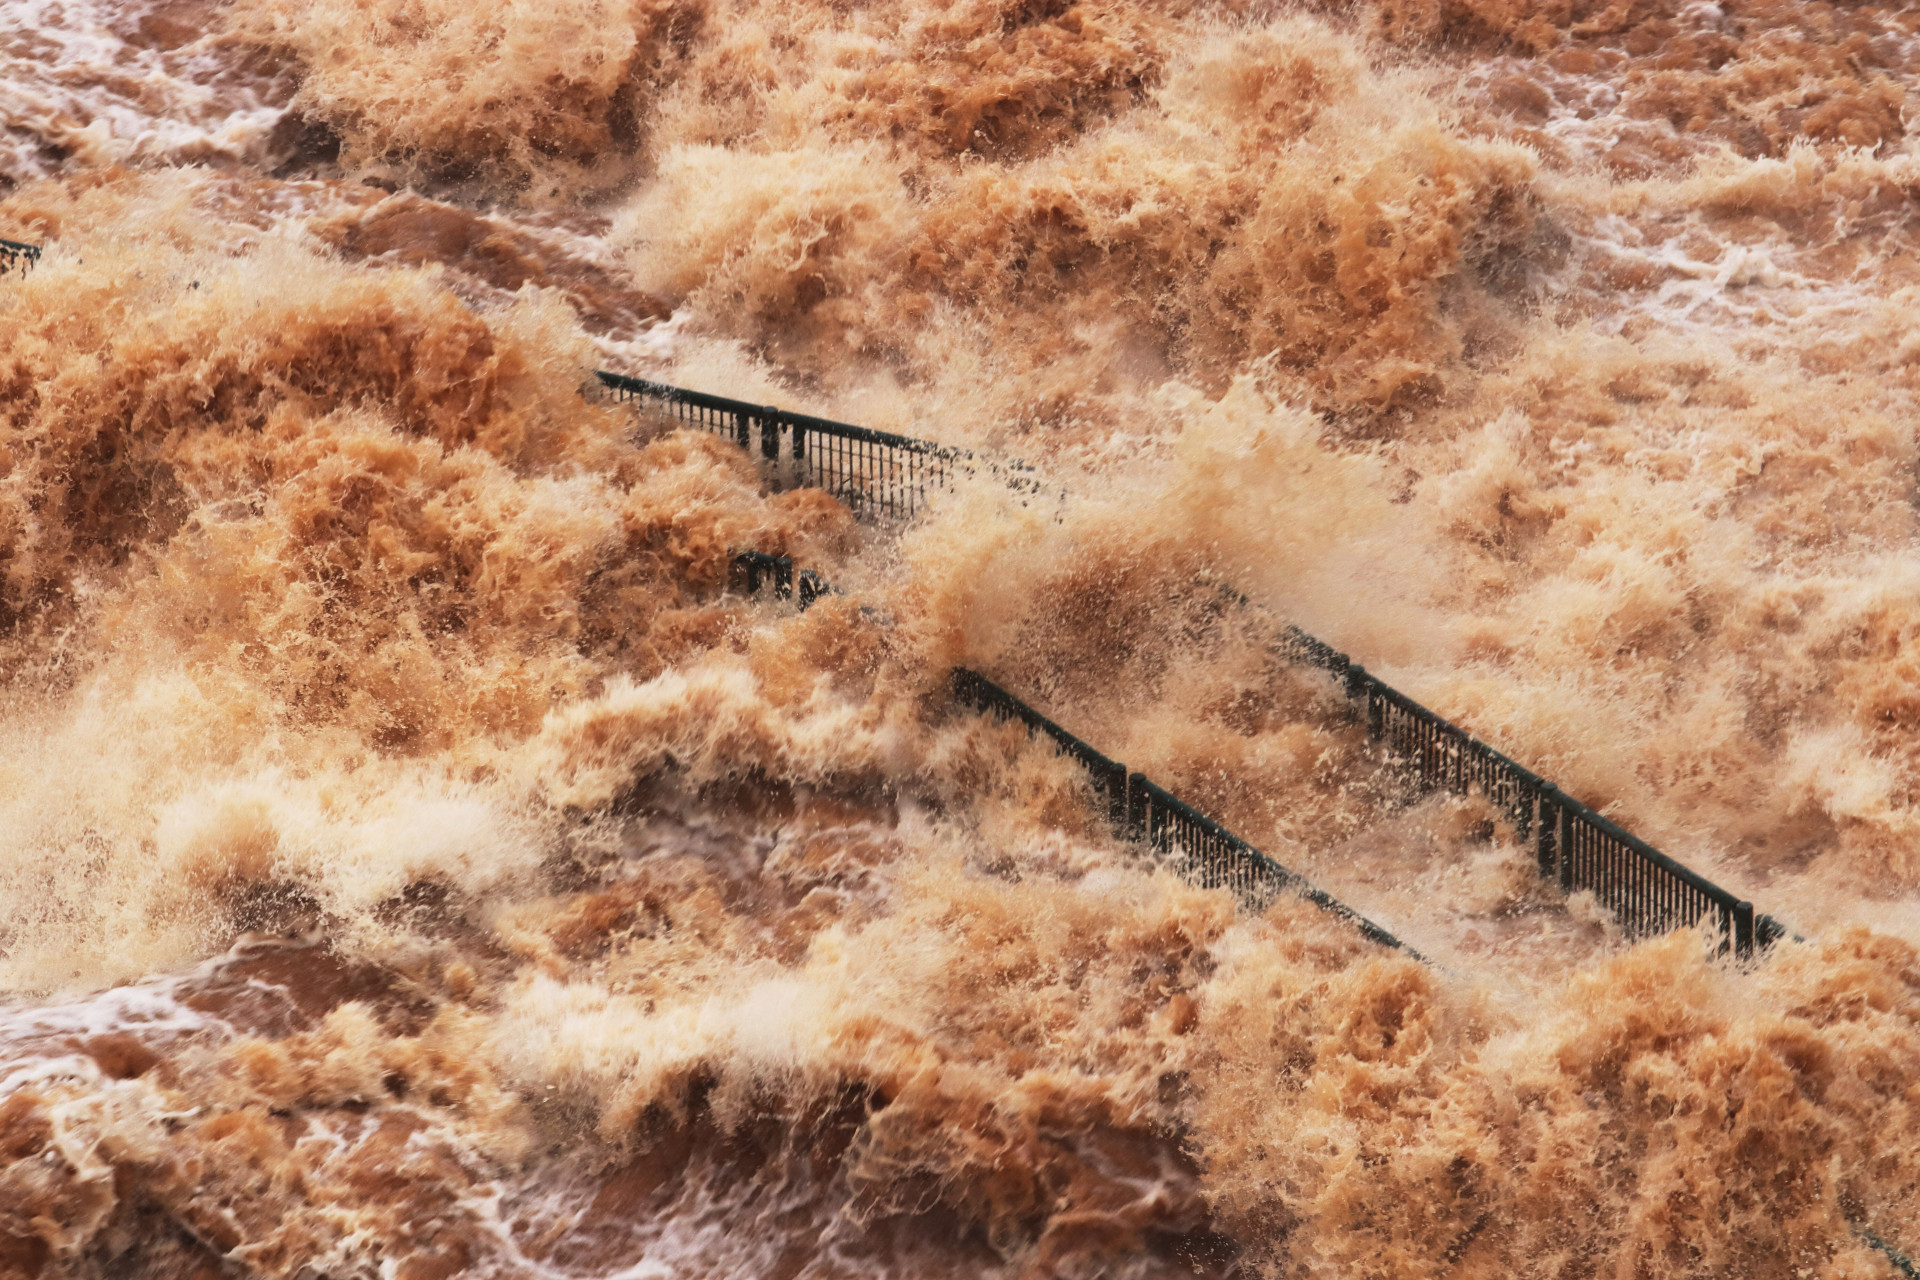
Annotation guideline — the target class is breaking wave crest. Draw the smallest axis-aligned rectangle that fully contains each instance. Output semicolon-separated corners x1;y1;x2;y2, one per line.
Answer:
3;0;1920;1275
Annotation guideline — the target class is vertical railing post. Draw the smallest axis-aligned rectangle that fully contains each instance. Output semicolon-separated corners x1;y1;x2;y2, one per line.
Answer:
1367;685;1383;739
1559;804;1575;892
735;410;752;451
1128;772;1147;840
1537;784;1558;879
761;408;781;460
0;239;41;275
1734;900;1755;959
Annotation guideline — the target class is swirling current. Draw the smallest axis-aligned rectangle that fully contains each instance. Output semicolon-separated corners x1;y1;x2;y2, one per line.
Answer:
3;0;1920;1275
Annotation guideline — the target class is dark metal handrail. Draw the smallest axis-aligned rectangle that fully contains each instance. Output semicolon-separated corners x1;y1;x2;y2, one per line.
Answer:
1861;1229;1920;1279
1289;626;1786;957
728;549;1903;1265
728;556;1421;957
1;238;42;274
952;667;1130;828
953;666;1427;962
633;374;1785;958
598;370;966;520
730;551;833;610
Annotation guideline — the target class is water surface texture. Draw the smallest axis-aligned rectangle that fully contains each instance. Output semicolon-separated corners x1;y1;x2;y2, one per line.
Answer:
3;1;1920;1275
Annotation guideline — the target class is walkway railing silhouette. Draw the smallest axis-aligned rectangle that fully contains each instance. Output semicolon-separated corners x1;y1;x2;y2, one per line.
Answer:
951;666;1423;959
616;370;1785;958
729;552;1422;960
1;238;42;274
597;370;964;520
1276;623;1788;956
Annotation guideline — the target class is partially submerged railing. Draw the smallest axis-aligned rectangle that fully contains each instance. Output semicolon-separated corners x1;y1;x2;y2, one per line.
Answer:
1;238;42;274
626;372;1785;958
1860;1228;1920;1280
731;550;833;610
727;555;1415;954
952;668;1420;957
598;370;964;520
1279;625;1787;956
713;415;1902;1280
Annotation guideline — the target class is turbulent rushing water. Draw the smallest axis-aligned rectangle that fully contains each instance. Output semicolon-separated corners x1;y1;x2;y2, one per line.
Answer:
3;0;1920;1275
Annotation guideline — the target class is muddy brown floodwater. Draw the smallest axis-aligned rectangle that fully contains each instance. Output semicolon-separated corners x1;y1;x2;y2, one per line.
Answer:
3;0;1920;1276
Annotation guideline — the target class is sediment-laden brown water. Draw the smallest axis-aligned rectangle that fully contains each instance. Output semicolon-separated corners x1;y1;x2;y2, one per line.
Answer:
3;0;1920;1275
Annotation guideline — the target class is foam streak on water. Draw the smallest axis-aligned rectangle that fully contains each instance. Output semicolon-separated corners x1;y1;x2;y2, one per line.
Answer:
0;0;292;183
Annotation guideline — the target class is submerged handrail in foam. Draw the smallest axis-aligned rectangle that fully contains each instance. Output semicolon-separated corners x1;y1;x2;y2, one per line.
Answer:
617;372;1787;958
729;549;1423;959
952;666;1429;962
1;238;43;274
1861;1228;1920;1279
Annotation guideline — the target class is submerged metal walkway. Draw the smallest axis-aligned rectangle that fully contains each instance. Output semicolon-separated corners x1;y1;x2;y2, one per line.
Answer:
641;366;1913;1280
599;368;1786;959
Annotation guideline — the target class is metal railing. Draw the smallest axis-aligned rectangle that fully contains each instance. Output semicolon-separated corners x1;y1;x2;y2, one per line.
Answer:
639;374;1785;958
720;457;1891;1260
1282;626;1786;957
952;666;1425;961
730;550;834;610
726;556;1416;955
1862;1228;1920;1279
597;370;965;520
952;667;1131;829
1;238;42;274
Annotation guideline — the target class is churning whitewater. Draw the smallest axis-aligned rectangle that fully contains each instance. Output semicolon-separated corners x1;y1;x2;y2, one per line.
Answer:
3;0;1920;1275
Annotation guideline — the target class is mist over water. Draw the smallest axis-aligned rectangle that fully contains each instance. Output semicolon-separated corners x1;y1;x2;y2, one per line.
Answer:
3;0;1920;1275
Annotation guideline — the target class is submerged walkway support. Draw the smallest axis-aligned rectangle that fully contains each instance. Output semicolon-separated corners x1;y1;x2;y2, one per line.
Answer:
951;666;1425;961
1;238;41;274
607;369;1786;958
728;558;1424;962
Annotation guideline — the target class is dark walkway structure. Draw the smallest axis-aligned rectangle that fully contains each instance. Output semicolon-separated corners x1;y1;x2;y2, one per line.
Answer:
1;237;43;275
0;251;1898;1264
600;369;1786;960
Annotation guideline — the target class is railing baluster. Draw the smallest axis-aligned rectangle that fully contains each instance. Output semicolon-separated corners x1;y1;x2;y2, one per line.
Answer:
3;237;45;274
635;373;1787;962
951;668;1424;960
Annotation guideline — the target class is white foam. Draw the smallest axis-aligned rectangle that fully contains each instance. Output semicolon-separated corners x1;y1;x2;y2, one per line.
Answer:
0;0;290;185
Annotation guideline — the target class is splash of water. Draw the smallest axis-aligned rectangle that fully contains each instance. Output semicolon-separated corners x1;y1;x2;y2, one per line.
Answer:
3;0;1920;1274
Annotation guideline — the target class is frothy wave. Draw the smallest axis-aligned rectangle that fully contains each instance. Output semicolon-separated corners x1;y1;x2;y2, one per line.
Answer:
3;0;1920;1273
